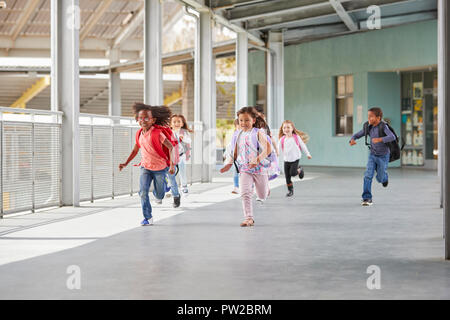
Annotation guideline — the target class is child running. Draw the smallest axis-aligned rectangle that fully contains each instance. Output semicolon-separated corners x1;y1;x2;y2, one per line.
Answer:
220;106;272;227
278;120;311;197
119;103;178;225
349;107;396;206
169;114;192;196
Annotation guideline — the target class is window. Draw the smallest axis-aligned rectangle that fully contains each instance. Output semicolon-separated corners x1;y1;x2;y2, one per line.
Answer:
335;75;354;136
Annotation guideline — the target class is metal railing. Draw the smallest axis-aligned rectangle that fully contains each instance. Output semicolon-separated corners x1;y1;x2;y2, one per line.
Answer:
79;113;141;202
0;107;63;217
79;114;204;202
0;109;205;215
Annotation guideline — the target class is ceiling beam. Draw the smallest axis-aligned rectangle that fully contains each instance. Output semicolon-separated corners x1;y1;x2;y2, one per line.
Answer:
206;0;265;10
10;0;41;41
0;41;238;73
0;36;143;52
359;11;437;30
246;0;425;31
112;6;145;48
80;0;114;41
283;23;349;41
227;0;340;22
283;10;437;43
329;0;358;31
175;0;264;46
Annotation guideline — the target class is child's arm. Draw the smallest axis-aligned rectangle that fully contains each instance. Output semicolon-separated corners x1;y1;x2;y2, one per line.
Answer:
220;142;234;173
298;136;312;159
373;125;396;144
180;131;191;144
249;130;271;168
349;128;365;146
162;137;176;174
271;137;278;156
119;144;140;171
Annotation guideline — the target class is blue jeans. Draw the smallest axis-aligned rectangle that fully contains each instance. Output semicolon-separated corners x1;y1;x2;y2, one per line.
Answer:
168;170;180;197
139;167;168;220
233;164;239;188
178;158;187;188
362;153;389;200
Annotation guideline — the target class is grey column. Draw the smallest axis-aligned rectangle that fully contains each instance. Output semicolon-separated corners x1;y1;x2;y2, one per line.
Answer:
51;0;80;206
108;48;121;117
236;32;248;112
199;11;215;183
144;0;162;105
439;0;450;260
267;31;284;133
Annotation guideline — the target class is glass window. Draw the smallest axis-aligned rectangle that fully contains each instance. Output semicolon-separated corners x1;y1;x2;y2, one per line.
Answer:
335;75;353;136
337;76;346;96
346;75;353;94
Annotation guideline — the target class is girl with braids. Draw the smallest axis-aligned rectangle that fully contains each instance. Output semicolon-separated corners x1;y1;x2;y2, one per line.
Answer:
220;106;272;227
169;114;192;195
278;120;311;197
119;103;180;226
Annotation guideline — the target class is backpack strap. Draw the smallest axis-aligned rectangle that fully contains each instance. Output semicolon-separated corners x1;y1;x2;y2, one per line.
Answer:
251;127;260;152
378;121;386;138
293;134;302;151
230;129;241;161
363;121;371;149
280;136;286;152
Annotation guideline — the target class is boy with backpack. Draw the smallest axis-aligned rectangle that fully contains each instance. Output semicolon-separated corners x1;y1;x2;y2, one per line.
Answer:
349;107;400;206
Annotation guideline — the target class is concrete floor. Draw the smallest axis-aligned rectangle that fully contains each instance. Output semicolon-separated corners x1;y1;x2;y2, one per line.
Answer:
0;167;449;299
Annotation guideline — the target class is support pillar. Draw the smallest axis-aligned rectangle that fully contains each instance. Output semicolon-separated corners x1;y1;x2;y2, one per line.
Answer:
199;11;215;183
236;32;248;112
144;0;162;105
108;48;121;117
438;0;450;260
266;31;284;134
51;0;80;206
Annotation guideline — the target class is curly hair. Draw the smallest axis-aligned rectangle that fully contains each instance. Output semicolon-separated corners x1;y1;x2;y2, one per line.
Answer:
132;103;172;126
279;120;309;143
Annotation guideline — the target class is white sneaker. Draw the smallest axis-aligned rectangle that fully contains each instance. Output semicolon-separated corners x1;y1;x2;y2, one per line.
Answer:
256;198;264;204
231;187;239;194
148;217;154;225
154;199;162;205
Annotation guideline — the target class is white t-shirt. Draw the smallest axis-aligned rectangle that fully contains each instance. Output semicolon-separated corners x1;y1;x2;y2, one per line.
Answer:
278;135;310;162
173;129;191;156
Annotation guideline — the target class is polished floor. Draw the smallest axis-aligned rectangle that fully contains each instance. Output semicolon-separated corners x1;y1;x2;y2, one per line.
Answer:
0;167;449;299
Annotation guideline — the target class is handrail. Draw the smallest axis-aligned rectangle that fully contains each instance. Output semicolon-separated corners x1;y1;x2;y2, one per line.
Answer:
0;106;63;116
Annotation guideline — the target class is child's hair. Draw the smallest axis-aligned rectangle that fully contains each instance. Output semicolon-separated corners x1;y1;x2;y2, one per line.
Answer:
279;120;309;143
236;106;269;130
254;105;265;115
368;107;383;119
132;102;172;126
170;114;193;133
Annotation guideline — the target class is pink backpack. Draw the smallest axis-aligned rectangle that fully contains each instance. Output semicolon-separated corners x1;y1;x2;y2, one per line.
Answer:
280;134;302;152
